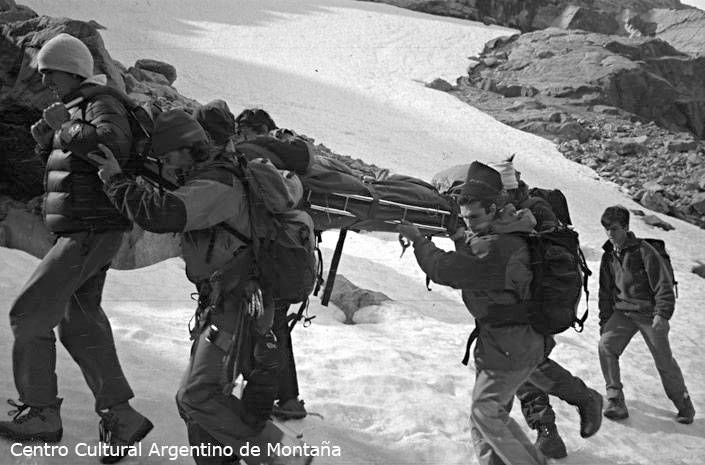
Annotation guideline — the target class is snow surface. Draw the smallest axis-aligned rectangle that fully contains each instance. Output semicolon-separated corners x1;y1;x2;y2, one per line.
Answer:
682;0;705;11
2;0;704;463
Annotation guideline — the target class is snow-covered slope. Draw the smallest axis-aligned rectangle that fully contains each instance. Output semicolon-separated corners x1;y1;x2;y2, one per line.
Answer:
2;0;704;463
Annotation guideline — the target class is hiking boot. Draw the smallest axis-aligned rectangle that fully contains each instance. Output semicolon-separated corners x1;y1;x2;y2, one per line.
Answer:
578;388;603;438
534;423;567;459
675;392;695;425
272;398;307;421
603;398;629;420
98;402;154;464
0;398;63;442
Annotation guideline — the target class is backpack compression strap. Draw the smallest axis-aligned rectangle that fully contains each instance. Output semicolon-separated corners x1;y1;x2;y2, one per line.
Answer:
575;245;591;331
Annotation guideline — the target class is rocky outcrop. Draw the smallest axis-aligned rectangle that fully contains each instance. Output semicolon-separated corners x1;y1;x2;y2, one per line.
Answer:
449;56;705;229
465;28;705;138
628;8;705;57
358;0;691;32
0;0;37;24
390;2;705;232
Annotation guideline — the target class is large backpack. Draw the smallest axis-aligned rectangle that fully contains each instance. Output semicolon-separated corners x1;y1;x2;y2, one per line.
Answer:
527;187;573;226
70;85;172;188
639;238;678;298
461;226;591;365
524;228;591;335
221;148;322;307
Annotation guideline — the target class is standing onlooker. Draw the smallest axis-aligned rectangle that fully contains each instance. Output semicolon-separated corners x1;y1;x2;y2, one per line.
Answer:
598;205;695;423
398;161;546;465
0;33;152;463
490;158;602;459
90;109;311;464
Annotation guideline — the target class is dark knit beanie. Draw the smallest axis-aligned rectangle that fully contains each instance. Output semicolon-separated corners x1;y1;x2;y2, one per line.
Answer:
192;99;236;146
152;109;208;156
460;161;503;201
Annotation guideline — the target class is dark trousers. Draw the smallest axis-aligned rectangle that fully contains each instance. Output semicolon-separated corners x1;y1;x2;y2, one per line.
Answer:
273;303;299;402
516;337;591;429
183;420;240;465
176;297;281;463
10;230;134;411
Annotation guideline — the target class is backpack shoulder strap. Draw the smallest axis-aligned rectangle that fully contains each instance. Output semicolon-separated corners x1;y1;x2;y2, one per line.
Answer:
638;238;678;298
208;159;253;247
67;85;137;132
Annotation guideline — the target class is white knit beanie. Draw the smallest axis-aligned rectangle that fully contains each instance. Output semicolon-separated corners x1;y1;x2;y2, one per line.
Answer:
37;33;94;78
490;154;519;190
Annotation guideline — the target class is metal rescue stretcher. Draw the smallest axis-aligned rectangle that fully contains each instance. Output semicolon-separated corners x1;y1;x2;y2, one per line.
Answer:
300;156;464;304
301;156;462;236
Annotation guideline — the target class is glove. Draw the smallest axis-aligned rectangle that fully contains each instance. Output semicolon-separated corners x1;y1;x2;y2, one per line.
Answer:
43;102;70;130
397;219;422;244
31;118;54;147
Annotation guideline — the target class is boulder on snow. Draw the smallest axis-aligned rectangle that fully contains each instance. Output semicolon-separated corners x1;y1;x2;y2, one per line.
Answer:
551;5;619;35
328;274;391;325
128;66;171;86
135;58;177;85
641;213;674;230
86;19;106;30
629;8;705;57
426;78;454;92
693;262;705;280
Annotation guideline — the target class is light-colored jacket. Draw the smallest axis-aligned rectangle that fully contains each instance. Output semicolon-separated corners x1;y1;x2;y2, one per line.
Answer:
104;156;250;284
